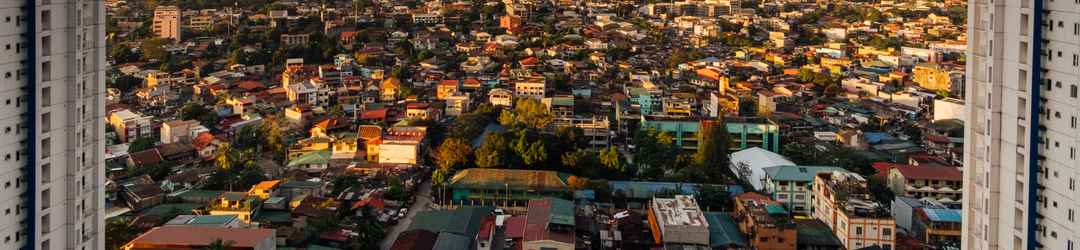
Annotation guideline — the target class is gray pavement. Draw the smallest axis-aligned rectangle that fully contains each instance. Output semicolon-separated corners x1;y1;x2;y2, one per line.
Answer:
379;179;433;250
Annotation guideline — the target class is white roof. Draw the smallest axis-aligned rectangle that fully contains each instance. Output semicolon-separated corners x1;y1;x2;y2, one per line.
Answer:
729;147;796;190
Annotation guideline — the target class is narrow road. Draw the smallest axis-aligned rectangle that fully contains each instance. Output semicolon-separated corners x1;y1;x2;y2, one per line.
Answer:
379;179;433;250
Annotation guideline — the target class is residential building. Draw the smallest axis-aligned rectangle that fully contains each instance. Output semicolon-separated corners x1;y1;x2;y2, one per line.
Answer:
378;126;427;164
488;88;514;107
9;2;112;249
911;63;955;92
208;192;261;223
725;117;781;152
109;109;154;143
160;119;202;144
282;33;311;46
961;0;1074;248
912;208;962;247
812;171;896;250
640;115;700;150
445;92;471;117
762;165;849;215
152;5;181;40
646;195;710;247
733;192;797;250
514;77;546;99
886;164;963;206
122;226;275;250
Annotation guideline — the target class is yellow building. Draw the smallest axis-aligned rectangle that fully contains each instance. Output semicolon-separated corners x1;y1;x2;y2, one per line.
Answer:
209;192;260;223
912;63;952;91
248;180;281;200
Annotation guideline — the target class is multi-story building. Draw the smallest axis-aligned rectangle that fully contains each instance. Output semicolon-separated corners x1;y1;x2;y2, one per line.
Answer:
1;1;110;249
733;192;797;250
962;0;1079;248
488;88;514;107
812;171;896;250
108;109;153;143
885;164;963;207
159;119;203;144
152;5;181;40
646;195;710;247
761;165;849;215
513;77;546;100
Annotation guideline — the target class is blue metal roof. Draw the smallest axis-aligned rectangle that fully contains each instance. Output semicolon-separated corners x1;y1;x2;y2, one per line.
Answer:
922;208;962;223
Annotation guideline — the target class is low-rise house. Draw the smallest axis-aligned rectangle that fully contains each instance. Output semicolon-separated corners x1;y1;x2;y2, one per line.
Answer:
378;126;427;164
523;198;576;250
248;180;282;200
208;192;261;223
160;119;204;144
912;208;961;247
447;168;573;208
119;175;167;210
729;147;796;190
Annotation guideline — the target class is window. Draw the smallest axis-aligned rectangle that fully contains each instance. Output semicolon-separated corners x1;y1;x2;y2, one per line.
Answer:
40;113;49;133
882;228;892;237
40;36;49;54
856;226;864;235
41;61;50;81
40;138;49;159
40;10;49;31
40;189;50;211
41;87;49;107
40;164;48;184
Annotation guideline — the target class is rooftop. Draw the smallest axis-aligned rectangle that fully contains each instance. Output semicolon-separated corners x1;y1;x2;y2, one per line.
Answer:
125;225;274;249
651;195;708;228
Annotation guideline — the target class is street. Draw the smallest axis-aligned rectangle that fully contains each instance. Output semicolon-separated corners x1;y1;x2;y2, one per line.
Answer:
379;179;433;250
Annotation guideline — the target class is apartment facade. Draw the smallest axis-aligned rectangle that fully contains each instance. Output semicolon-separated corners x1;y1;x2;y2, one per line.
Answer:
152;5;181;40
812;172;896;250
0;0;108;249
963;0;1080;248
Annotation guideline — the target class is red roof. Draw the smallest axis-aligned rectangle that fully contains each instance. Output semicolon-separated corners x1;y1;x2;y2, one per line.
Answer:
125;226;274;249
406;102;430;109
477;216;496;241
361;108;388;120
519;56;539;66
439;79;459;86
351;198;386;210
892;164;962;181
237;81;263;91
504;215;527;239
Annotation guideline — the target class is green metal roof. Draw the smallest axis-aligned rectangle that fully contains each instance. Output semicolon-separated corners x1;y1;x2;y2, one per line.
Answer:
704;212;747;248
280;180;322;189
408;206;495;237
765;204;788;215
306;244;344;250
172;189;226;200
287;150;332;167
187;215;238;225
143;203;203;217
253;211;292;223
763;165;848;182
549;198;575;226
433;232;472;250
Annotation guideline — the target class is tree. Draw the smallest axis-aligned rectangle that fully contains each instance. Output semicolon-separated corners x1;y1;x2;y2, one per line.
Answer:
499;98;552;130
140;38;172;62
599;147;626;173
475;132;510;168
110;75;144;93
215;142;236;170
106;219;138;250
180;102;219;128
512;130;547;167
694;120;732;182
261;117;286;160
435;138;472;171
128;137;156;152
633;128;679;177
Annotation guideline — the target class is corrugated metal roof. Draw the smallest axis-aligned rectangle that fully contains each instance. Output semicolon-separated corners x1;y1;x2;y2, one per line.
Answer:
921;208;961;223
704;212;747;248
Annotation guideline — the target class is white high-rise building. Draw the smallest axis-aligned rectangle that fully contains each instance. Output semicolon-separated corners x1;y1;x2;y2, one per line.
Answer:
964;0;1080;248
0;1;106;250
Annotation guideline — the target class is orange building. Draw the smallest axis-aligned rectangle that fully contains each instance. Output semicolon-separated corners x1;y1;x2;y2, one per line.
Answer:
734;192;797;250
500;15;522;34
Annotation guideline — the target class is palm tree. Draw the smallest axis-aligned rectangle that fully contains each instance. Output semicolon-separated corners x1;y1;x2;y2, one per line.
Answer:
215;142;234;170
207;238;234;250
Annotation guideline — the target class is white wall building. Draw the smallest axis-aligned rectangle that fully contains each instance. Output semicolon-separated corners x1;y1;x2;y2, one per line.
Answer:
963;0;1080;249
0;1;108;250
